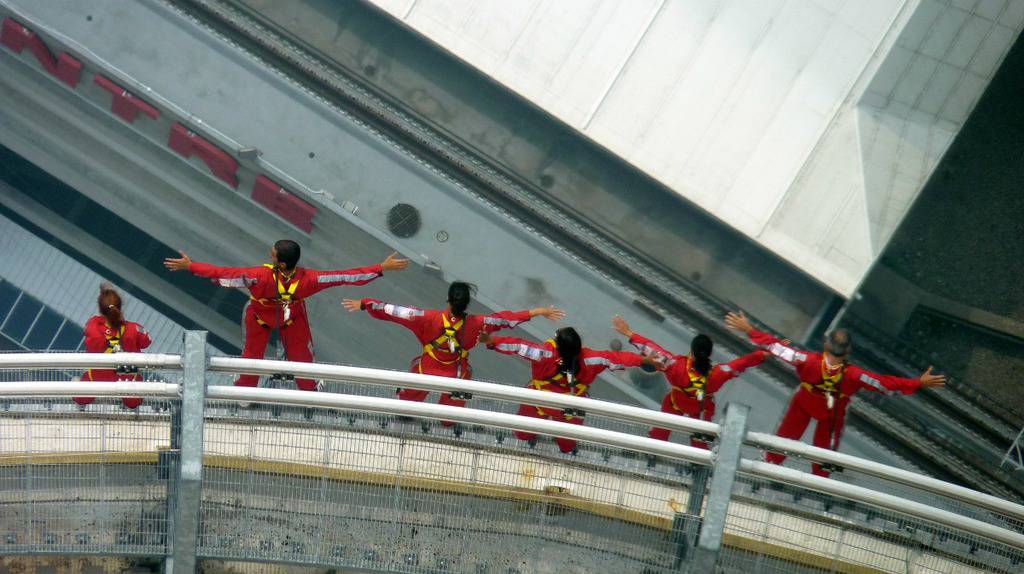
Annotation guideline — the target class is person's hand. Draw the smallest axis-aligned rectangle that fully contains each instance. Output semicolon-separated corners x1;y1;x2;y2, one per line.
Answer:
725;311;754;334
530;306;565;321
612;315;633;338
919;366;946;388
341;299;363;312
163;250;192;272
642;354;667;371
380;252;410;272
478;331;493;345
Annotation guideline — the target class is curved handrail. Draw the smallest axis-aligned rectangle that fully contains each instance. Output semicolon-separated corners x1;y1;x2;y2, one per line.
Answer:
0;353;183;370
745;430;1024;523
740;459;1024;550
0;381;180;398
208;357;1024;524
206;385;714;465
208;356;718;435
5;353;1024;528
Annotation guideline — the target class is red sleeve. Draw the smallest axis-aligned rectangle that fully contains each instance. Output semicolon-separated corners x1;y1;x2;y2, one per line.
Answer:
479;310;532;333
187;261;266;288
306;265;384;295
133;323;152;350
748;328;810;366
706;350;768;393
486;336;556;362
361;298;432;340
582;349;646;373
848;365;921;395
628;332;680;361
83;319;107;353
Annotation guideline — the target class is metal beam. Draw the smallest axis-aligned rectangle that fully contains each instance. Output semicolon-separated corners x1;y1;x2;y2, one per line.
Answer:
168;331;208;573
692;403;749;571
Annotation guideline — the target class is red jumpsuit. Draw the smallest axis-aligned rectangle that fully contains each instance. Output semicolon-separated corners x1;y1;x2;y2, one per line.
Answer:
629;332;767;449
487;336;646;453
747;329;922;477
74;316;152;409
360;299;532;411
189;261;384;390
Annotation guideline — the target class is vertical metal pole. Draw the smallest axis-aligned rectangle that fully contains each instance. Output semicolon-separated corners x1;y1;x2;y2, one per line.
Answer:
691;403;749;572
168;331;207;573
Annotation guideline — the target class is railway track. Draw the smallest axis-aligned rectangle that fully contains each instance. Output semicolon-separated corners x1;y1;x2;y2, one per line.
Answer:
168;0;1024;503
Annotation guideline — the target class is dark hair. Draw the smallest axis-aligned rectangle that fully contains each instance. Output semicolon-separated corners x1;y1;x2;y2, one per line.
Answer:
824;328;852;358
690;333;713;376
98;284;123;330
447;281;477;318
274;239;301;270
555;327;583;377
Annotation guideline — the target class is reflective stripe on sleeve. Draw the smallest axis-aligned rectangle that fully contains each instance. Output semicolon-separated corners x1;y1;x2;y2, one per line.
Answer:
583;356;628;371
767;342;806;363
859;373;895;395
217;277;253;288
318;272;380;284
495;343;552;361
483;316;523;328
370;302;424;320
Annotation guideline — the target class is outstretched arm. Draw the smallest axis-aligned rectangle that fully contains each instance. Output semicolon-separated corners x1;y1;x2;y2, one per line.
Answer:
583;349;652;374
308;252;409;295
345;297;426;326
706;350;768;393
852;365;945;396
481;335;555;362
613;315;676;363
163;251;264;287
480;306;564;333
725;310;807;366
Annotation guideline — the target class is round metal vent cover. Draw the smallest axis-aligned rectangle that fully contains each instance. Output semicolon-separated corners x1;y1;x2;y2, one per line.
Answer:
387;203;421;238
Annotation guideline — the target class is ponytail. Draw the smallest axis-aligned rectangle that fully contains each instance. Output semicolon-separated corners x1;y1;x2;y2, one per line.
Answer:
555;327;583;377
98;283;124;331
447;281;477;318
690;334;713;376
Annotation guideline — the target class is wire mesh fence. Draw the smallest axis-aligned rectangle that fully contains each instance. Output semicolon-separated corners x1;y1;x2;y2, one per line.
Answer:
0;396;174;558
719;471;1024;574
197;399;704;572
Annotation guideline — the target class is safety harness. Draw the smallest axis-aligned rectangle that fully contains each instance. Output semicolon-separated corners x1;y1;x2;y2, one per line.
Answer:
420;314;472;398
529;339;587;420
103;324;125;354
251;264;300;328
802;358;847;460
801;359;846;410
86;324;131;381
423;314;468;365
670;367;709;412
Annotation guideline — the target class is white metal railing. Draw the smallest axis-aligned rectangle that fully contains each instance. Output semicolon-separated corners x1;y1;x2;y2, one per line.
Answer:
2;351;1024;552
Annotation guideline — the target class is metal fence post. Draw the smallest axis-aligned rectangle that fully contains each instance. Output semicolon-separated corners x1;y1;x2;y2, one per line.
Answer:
167;331;208;573
691;403;749;572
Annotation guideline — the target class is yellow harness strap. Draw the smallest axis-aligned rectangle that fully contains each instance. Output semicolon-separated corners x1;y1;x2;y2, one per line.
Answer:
87;324;125;381
670;368;708;411
423;314;468;365
801;360;847;408
252;264;300;327
531;338;582;416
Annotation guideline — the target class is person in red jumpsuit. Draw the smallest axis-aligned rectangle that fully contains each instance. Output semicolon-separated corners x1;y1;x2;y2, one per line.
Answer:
164;240;408;390
480;326;661;454
725;311;946;477
342;281;565;418
74;283;151;409
612;316;768;449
